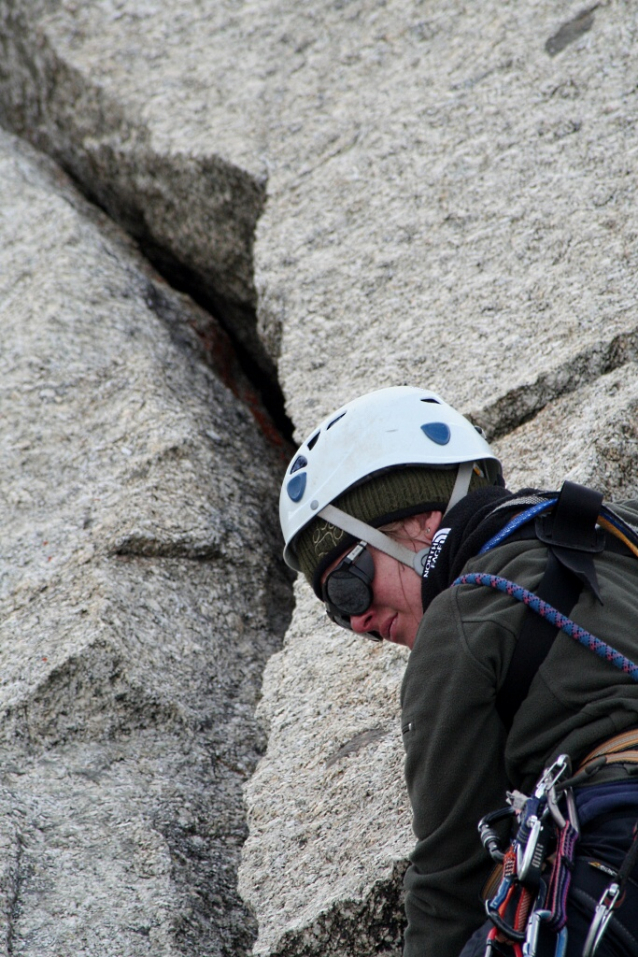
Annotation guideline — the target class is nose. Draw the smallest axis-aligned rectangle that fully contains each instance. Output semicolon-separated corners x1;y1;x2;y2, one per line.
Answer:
350;608;376;634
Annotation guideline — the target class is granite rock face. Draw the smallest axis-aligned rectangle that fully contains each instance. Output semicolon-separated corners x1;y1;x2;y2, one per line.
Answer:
254;0;638;437
1;1;638;956
0;128;291;957
0;0;271;380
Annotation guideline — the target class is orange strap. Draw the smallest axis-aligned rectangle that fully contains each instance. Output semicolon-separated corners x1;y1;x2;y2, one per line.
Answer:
578;728;638;774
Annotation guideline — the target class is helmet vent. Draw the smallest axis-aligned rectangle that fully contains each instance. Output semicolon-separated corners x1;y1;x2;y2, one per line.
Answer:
326;411;347;430
421;422;451;445
306;432;320;451
287;473;307;502
420;397;440;404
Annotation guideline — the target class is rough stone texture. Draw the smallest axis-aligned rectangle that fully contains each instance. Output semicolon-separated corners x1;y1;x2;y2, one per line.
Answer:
256;0;638;438
0;127;291;956
2;2;637;421
1;1;638;955
239;587;410;957
0;0;271;379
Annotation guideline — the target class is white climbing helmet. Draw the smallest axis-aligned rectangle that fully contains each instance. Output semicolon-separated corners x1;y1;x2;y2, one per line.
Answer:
280;386;502;571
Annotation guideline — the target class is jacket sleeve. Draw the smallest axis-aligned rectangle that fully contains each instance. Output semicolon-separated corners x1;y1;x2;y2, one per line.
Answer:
400;585;517;957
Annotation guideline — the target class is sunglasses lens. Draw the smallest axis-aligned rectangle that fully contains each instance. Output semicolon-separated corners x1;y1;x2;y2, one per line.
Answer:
322;542;375;629
325;572;371;617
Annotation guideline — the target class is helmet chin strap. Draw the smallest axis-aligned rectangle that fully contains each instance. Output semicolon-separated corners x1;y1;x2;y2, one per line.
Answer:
319;462;476;574
443;461;475;516
319;504;430;574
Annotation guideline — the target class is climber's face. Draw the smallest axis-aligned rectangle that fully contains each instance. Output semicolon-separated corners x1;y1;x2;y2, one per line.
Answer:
321;513;441;649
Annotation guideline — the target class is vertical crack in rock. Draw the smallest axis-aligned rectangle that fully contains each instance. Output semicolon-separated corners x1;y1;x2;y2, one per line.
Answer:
0;0;293;445
0;125;296;957
141;257;294;448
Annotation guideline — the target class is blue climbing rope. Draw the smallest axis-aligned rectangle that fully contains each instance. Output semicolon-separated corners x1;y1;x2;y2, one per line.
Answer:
453;572;638;681
478;499;557;555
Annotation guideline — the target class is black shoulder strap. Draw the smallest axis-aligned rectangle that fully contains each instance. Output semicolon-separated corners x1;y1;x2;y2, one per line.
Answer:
495;481;604;732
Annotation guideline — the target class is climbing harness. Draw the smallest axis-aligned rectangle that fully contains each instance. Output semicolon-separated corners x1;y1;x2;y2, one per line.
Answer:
480;755;580;956
480;753;638;956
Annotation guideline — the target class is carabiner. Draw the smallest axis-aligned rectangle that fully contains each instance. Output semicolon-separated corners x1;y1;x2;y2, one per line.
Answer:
553;926;568;957
522;908;552;957
535;755;571;801
479;806;517;863
582;881;621;957
518;812;552;887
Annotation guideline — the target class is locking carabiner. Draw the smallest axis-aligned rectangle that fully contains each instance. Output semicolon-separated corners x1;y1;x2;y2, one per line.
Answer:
479;806;517;863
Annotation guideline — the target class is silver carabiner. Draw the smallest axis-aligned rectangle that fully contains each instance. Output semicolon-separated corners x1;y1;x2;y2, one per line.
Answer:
547;782;580;835
518;814;542;880
547;785;566;829
535;754;570;800
522;909;552;957
565;786;580;836
554;926;568;957
582;881;621;957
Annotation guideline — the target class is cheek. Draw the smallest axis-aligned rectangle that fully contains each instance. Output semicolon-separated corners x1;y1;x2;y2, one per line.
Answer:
397;567;424;616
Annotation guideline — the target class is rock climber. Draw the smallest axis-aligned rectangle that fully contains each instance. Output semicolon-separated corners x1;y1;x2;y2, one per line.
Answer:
279;385;638;957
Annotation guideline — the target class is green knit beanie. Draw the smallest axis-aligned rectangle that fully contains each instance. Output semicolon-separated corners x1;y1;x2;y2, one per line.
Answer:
295;465;491;595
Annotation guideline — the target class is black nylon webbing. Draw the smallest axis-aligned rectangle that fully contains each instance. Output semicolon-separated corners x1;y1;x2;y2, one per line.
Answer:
495;481;604;732
495;550;582;731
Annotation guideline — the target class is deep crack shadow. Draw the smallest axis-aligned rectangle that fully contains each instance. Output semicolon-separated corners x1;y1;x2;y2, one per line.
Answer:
141;237;294;446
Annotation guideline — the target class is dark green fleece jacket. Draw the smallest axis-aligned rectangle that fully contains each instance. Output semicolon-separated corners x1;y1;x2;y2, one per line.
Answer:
400;498;638;957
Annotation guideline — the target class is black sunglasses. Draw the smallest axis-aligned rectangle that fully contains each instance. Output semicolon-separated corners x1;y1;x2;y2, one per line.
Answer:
321;541;381;641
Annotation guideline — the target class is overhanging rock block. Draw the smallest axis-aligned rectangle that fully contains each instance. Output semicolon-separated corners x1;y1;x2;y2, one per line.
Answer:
2;1;637;432
492;364;638;498
0;127;291;956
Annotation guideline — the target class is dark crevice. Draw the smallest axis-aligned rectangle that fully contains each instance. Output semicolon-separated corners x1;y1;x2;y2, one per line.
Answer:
0;7;294;445
35;146;294;452
112;536;224;561
140;237;294;447
545;5;599;57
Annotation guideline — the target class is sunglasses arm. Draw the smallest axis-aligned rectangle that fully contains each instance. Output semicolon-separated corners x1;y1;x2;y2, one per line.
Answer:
319;504;430;574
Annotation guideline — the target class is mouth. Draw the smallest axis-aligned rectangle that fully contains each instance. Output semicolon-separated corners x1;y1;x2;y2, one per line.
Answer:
383;615;398;643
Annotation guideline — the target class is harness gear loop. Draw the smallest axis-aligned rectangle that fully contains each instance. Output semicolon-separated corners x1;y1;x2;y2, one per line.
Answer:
482;759;581;953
